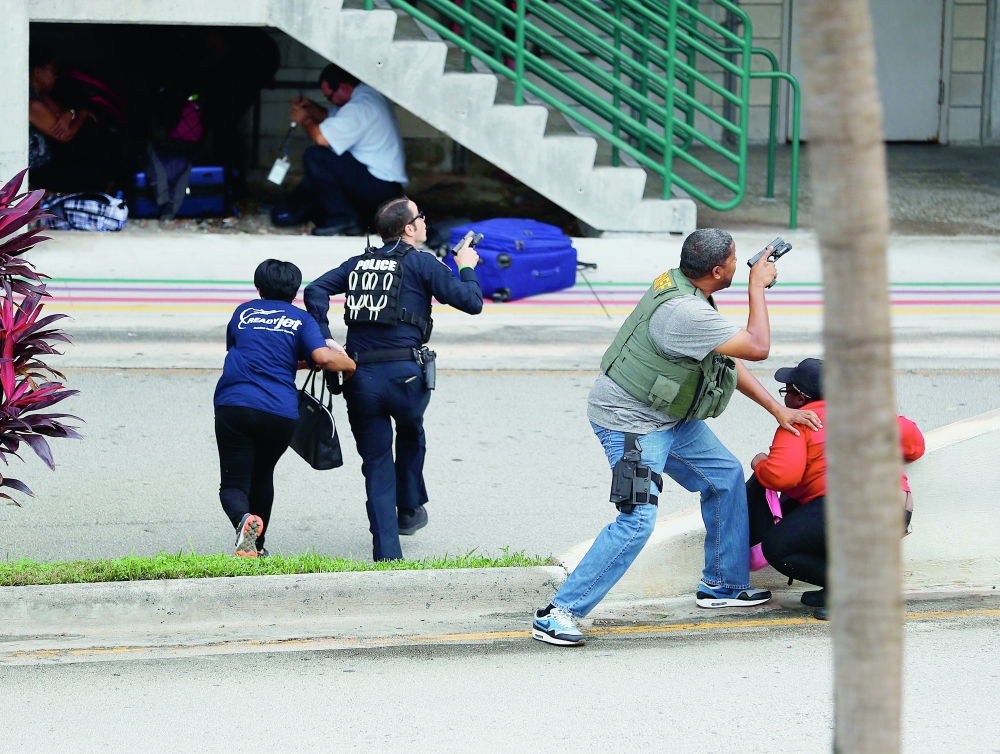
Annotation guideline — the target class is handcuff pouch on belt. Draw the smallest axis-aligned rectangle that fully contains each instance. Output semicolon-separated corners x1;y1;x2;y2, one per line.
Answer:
609;433;661;514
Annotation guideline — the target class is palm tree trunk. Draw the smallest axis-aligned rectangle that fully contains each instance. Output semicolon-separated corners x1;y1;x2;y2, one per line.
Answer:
796;2;903;753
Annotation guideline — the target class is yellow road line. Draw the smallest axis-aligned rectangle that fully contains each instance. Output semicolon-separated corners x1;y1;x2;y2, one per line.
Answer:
588;617;814;635
905;608;1000;620
4;607;998;662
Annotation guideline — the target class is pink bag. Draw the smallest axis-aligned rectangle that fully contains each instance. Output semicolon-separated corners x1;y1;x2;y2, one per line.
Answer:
168;99;203;143
750;488;783;571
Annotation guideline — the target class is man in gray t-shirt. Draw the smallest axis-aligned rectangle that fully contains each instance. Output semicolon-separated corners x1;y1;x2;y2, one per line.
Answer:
587;295;740;434
532;229;822;648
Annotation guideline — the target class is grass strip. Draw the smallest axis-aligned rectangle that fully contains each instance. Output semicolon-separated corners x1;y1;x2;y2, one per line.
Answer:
0;549;551;587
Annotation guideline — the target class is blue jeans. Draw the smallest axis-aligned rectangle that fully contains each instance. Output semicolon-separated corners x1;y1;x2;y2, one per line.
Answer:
552;421;750;617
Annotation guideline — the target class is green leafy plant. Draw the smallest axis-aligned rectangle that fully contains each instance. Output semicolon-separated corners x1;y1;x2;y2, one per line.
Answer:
0;169;81;504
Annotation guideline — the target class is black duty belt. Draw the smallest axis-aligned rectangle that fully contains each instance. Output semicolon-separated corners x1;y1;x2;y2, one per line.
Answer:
352;348;418;365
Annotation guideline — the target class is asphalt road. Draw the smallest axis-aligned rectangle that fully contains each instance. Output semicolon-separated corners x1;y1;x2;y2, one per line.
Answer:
1;605;997;754
1;367;998;563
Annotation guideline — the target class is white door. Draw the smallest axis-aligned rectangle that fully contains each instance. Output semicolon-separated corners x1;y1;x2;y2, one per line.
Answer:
788;0;944;141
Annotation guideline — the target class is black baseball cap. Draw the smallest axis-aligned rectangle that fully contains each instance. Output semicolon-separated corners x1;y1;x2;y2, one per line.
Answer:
774;358;823;400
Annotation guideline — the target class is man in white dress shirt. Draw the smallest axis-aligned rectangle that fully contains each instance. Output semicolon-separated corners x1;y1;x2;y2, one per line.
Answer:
281;64;408;236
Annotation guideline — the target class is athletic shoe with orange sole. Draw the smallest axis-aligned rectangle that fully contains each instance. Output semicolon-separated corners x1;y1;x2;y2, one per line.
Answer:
234;513;264;557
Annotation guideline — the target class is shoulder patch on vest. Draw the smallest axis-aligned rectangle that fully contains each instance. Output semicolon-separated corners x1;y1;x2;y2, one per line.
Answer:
653;270;676;293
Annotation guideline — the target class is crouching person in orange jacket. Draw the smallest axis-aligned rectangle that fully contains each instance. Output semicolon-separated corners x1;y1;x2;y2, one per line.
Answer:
748;358;925;620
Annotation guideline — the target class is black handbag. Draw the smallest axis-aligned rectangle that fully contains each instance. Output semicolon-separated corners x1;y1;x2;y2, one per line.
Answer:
290;369;343;470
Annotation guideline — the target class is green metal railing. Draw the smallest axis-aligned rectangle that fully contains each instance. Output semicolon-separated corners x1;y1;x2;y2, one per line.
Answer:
363;0;801;228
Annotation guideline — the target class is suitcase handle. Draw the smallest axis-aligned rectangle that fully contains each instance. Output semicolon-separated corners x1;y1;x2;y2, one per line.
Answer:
532;266;561;278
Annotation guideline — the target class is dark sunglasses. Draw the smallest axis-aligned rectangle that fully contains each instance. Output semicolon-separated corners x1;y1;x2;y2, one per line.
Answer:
407;211;425;226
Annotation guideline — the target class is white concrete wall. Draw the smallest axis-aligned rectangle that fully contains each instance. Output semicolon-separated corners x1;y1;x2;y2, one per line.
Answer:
27;0;269;25
560;408;1000;601
0;0;29;182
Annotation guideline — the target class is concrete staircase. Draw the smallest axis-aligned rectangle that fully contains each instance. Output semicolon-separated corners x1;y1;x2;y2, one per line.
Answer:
268;1;697;233
24;0;696;233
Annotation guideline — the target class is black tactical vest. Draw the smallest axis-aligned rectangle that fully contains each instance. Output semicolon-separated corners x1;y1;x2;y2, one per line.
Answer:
342;244;431;340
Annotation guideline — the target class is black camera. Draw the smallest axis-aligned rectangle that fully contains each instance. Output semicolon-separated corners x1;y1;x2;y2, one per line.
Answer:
747;237;792;289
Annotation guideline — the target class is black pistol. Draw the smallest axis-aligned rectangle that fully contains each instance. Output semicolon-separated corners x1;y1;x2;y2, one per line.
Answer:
451;231;484;255
747;237;792;289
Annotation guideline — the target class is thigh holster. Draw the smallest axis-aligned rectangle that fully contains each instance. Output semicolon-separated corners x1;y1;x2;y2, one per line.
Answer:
609;433;661;514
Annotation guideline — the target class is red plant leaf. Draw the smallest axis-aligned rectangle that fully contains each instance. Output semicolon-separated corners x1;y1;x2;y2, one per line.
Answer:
0;169;79;502
1;264;44;282
29;425;82;440
21;433;54;469
0;227;50;257
0;492;24;506
8;281;48;299
23;313;71;332
0;170;28;205
26;330;73;345
0;202;48;237
1;477;34;496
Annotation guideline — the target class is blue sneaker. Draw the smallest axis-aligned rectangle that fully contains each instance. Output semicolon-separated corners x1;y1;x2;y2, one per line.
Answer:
532;606;586;646
695;582;771;608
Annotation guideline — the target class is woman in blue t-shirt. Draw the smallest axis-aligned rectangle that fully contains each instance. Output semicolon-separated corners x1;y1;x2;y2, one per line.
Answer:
215;259;355;557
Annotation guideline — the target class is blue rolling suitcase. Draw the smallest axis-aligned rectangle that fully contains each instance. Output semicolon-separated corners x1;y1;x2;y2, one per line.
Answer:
132;166;227;218
445;218;577;302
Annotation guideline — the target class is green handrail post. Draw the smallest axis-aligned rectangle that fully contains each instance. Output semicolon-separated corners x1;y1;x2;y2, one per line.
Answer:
493;5;504;63
638;15;650;155
683;30;698;152
785;70;801;230
750;47;782;199
612;0;622;167
464;0;473;72
662;0;678;200
753;70;800;228
365;0;373;9
766;75;778;198
514;0;526;105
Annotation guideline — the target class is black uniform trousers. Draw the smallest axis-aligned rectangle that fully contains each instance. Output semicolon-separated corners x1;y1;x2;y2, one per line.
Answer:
301;146;403;232
343;360;430;561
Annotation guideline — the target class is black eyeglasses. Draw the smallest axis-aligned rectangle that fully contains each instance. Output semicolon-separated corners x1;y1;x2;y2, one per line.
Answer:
407;211;425;226
779;385;811;399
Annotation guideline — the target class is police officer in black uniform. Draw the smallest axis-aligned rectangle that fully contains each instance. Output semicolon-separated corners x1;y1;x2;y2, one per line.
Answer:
304;197;483;560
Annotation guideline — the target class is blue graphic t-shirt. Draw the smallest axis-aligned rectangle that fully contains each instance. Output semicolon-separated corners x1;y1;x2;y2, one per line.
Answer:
214;300;328;419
